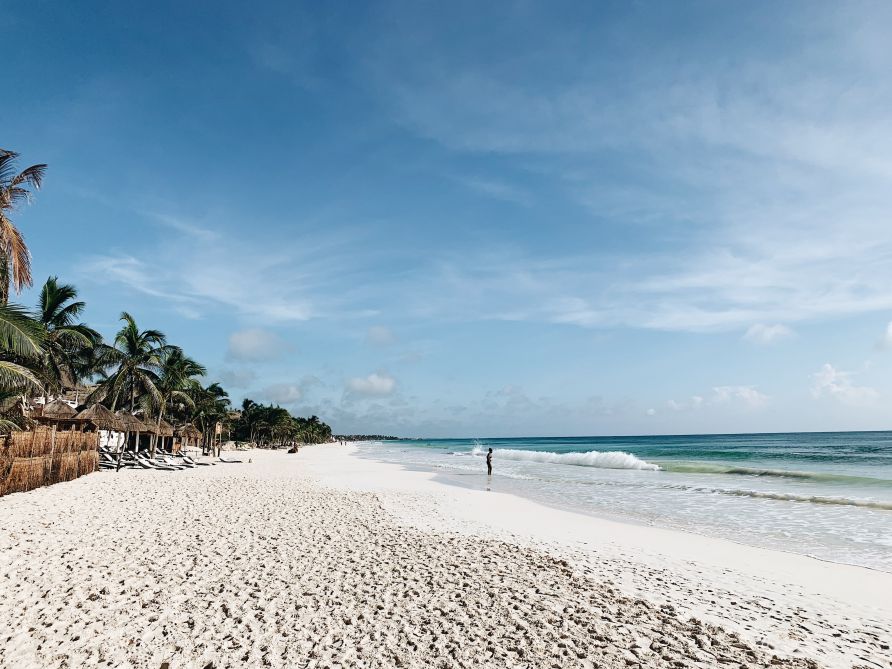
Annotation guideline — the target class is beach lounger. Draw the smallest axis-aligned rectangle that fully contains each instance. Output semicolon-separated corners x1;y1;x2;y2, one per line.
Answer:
131;454;178;471
180;454;212;466
160;456;192;469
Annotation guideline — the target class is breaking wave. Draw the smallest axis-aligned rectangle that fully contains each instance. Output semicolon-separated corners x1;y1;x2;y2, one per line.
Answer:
470;446;660;471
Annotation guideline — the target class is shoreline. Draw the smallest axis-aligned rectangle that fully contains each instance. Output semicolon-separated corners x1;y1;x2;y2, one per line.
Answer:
375;453;892;577
302;443;892;668
1;445;889;668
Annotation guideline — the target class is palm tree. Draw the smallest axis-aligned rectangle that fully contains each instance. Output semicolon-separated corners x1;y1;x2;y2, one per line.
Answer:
0;302;45;394
89;312;172;412
237;398;260;444
36;276;101;401
190;382;230;455
0;150;46;304
146;347;205;456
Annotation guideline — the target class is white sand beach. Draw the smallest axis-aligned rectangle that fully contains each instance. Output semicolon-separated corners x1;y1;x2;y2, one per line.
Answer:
2;445;890;669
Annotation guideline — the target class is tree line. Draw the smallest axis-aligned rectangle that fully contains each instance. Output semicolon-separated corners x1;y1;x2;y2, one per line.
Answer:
0;148;332;448
234;400;332;447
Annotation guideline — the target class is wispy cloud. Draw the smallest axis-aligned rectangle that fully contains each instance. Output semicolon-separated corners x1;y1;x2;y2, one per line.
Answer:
743;324;795;345
357;3;892;333
217;367;258;389
453;175;532;206
877;322;892;350
668;386;767;411
149;213;219;241
365;325;396;347
259;383;304;405
226;328;293;362
77;210;378;324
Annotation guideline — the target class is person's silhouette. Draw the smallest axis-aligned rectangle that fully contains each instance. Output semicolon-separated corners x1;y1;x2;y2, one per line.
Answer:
486;447;493;475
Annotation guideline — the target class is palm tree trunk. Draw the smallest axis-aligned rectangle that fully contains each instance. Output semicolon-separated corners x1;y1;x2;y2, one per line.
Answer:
151;408;163;458
0;258;9;305
116;430;129;471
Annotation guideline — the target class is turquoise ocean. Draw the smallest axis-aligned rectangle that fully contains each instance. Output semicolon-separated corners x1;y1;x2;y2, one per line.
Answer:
356;432;892;572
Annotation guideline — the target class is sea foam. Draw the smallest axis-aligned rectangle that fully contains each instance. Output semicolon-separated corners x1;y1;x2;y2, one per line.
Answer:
471;446;660;471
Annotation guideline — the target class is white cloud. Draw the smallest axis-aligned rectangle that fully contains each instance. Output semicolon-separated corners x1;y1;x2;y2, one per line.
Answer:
879;321;892;349
260;383;304;405
645;408;656;416
226;328;293;362
668;387;766;411
77;215;374;324
150;212;218;241
743;324;794;345
75;6;892;340
218;368;257;388
366;4;892;333
366;325;396;346
454;175;532;206
811;363;878;406
712;386;768;408
345;372;397;398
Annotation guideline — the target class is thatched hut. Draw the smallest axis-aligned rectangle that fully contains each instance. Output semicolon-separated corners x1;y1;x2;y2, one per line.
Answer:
115;410;146;433
155;418;175;453
34;399;81;428
76;404;125;451
114;411;154;451
174;424;202;454
76;404;124;431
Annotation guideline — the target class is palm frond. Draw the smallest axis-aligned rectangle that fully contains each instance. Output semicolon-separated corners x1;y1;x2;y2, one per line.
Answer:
0;303;44;357
0;215;31;294
11;163;46;190
39;276;82;325
0;360;42;391
0;150;20;185
52;325;95;348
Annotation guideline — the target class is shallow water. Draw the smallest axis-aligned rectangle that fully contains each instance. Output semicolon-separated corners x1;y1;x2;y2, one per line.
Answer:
357;432;892;572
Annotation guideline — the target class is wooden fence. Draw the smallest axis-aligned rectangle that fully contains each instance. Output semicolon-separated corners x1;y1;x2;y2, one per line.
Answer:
0;425;99;497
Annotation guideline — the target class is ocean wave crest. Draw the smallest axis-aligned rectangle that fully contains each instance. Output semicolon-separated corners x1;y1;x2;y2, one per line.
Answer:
662;463;892;486
470;446;660;471
709;488;892;510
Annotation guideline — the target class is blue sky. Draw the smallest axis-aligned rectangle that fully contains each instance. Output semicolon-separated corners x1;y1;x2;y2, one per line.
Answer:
6;1;892;436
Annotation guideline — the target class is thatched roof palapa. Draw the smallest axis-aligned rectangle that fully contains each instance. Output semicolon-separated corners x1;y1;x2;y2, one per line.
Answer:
75;404;124;431
175;424;202;438
157;419;175;437
39;400;79;421
115;411;151;433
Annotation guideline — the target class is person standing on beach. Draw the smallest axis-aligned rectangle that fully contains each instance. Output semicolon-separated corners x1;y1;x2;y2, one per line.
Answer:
486;448;493;475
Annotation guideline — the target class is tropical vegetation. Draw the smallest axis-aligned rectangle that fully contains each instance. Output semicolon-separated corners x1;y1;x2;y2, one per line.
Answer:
234;399;332;447
0;148;333;450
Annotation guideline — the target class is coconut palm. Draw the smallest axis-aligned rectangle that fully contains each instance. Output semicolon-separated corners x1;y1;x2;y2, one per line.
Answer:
89;312;173;412
0;302;45;393
191;382;230;455
146;347;205;456
231;400;332;446
0;150;46;304
235;398;260;444
36;276;101;399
